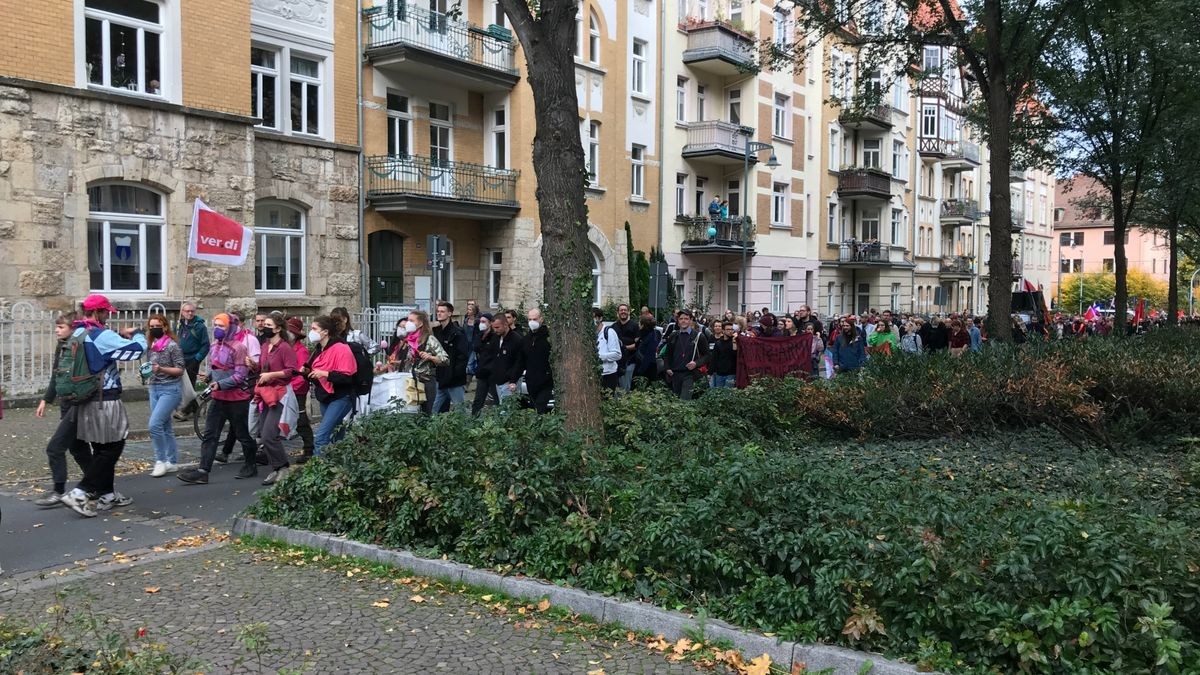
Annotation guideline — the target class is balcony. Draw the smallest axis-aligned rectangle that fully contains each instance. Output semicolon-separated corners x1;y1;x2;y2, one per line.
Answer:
939;255;975;279
363;5;519;92
680;20;757;76
1008;167;1025;183
677;215;756;256
681;120;754;164
917;78;964;112
826;239;914;269
1011;209;1027;231
838;103;893;131
940;198;980;226
365;155;520;220
941;140;982;172
837;168;893;201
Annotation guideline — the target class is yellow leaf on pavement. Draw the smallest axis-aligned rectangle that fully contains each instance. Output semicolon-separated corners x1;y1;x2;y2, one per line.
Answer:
410;595;426;603
372;600;390;608
587;669;606;675
143;587;161;594
536;598;551;612
672;637;693;655
480;594;494;602
744;654;772;675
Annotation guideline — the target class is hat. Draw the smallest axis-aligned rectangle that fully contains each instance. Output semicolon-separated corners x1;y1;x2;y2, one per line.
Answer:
81;294;116;313
286;316;305;337
759;313;776;327
678;308;695;319
479;312;494;322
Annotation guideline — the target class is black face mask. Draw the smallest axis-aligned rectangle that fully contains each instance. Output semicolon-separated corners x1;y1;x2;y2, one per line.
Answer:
149;327;164;340
259;328;275;341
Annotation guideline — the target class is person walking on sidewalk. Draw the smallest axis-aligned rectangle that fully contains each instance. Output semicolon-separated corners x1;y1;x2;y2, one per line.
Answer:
305;316;359;454
507;308;553;413
470;313;497;415
144;314;185;477
60;295;147;518
251;316;296;485
215;313;260;464
173;302;209;422
177;314;258;486
285;316;316;464
33;312;92;508
432;301;468;413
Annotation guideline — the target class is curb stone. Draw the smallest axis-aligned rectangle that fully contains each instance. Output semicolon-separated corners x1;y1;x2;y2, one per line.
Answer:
233;517;931;675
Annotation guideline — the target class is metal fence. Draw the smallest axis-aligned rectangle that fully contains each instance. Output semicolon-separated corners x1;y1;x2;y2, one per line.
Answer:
363;4;517;75
365;154;519;206
0;302;409;397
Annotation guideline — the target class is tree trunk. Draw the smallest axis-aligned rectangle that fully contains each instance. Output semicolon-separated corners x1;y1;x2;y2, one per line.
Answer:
1110;180;1129;333
499;0;604;436
984;90;1014;342
1168;215;1179;324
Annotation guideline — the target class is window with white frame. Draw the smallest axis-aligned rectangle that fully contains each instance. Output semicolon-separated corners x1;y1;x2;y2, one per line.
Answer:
675;174;687;215
772;10;789;46
891;139;905;178
574;10;582;57
828;127;840;171
675;268;687;304
861;209;880;241
87;183;165;292
773;94;790;138
429;102;452;165
696;84;706;121
862;138;881;168
491;107;507;169
694;177;706;214
827;202;838;243
890;208;903;246
251;47;278;129
890;283;900;310
726;272;739;313
728;89;741;125
586;120;600;185
289;54;322;136
630;145;645;197
676;77;687;122
84;0;164;96
826;281;836;316
726;180;740;218
387;93;411;157
588;12;600;64
856;282;871;315
697;0;708;19
770;271;786;313
631;40;647;94
921;105;937;137
488;249;503;307
254;201;305;293
693;271;706;306
892;78;907;111
923;46;941;72
771;182;789;226
492;0;506;27
730;0;743;25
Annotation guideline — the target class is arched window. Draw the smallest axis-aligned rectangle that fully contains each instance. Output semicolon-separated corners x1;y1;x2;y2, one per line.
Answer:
591;248;602;306
87;183;165;292
588;11;600;64
254;201;305;293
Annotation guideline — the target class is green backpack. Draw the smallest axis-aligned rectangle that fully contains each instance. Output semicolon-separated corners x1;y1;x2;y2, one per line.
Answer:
53;332;101;404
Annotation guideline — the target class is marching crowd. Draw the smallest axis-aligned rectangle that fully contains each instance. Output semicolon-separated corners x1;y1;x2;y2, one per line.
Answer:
29;291;1194;519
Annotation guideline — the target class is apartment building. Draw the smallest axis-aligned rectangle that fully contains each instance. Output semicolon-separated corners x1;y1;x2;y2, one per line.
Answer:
1050;175;1171;307
0;0;362;315
360;0;658;310
659;0;822;316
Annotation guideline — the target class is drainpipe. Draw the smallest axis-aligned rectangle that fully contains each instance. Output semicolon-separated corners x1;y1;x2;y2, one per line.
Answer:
357;8;369;311
654;0;667;254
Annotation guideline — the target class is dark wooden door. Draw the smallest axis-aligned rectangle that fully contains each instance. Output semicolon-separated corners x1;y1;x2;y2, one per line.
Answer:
368;231;405;307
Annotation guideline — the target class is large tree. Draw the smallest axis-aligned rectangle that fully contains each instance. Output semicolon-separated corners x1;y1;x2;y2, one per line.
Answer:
778;0;1073;341
1041;0;1185;332
495;0;603;434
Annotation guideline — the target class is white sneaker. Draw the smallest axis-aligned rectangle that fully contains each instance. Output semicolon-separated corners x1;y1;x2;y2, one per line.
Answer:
96;492;133;511
60;489;97;518
151;461;167;477
163;462;178;474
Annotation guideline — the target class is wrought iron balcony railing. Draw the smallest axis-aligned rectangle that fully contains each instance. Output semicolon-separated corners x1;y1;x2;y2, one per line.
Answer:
678;215;756;246
363;4;516;75
941;198;981;221
365;155;518;206
837;168;893;198
681;120;753;157
940;255;975;275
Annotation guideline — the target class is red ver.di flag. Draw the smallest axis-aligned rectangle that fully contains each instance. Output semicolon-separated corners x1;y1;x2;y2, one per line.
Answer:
188;199;251;266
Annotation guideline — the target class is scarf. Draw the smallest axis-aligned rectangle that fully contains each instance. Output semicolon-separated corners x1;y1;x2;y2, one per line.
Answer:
405;329;422;354
151;336;172;352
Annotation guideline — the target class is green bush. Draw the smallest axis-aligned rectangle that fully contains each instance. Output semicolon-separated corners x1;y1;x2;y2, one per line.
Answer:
252;380;1200;673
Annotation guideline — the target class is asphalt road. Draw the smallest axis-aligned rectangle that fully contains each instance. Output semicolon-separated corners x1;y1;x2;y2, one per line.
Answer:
0;436;286;577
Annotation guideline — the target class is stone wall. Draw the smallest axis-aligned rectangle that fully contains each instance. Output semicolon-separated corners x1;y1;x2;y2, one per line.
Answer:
0;83;361;316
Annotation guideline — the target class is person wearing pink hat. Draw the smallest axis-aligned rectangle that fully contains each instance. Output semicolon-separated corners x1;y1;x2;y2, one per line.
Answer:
59;294;147;518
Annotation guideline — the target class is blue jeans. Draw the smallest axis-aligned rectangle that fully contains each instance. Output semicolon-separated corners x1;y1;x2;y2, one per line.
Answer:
433;385;464;413
148;380;182;464
619;363;636;391
711;373;735;389
315;395;355;456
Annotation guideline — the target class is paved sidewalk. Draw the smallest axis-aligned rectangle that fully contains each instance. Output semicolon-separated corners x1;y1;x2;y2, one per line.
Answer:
0;544;702;674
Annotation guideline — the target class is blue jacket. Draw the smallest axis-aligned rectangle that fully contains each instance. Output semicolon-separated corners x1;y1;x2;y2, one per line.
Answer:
177;316;211;363
831;334;868;372
968;326;982;351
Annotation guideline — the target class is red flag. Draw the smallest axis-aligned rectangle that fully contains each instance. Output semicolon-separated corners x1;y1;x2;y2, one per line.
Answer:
1132;298;1146;325
1022;279;1037;293
188;199;251;266
1083;306;1099;322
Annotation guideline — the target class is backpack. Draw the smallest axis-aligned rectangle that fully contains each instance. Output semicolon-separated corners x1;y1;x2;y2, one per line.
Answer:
53;332;101;405
346;341;374;396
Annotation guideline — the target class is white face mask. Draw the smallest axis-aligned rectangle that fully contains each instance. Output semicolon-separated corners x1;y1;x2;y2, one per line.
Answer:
405;321;418;333
395;327;407;337
479;321;489;331
527;320;541;332
307;330;322;343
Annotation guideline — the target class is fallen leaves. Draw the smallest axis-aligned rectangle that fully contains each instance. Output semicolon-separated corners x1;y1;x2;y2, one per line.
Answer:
409;594;426;603
371;599;391;608
143;586;161;594
536;598;551;612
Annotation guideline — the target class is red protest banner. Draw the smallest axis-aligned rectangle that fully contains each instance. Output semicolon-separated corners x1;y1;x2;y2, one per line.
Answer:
735;334;814;388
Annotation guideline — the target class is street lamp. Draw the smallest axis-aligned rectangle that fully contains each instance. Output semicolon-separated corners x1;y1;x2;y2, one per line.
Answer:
741;139;779;314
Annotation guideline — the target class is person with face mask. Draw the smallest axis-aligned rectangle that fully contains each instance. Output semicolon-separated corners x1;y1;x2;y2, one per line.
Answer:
505;307;554;413
143;314;185;477
250;316;297;485
177;313;258;485
216;313;259;464
285;316;316;464
489;313;521;405
387;311;446;414
304;315;361;452
470;312;498;414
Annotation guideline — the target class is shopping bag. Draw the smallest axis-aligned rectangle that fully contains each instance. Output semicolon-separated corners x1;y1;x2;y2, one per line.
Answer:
177;379;198;411
278;384;300;440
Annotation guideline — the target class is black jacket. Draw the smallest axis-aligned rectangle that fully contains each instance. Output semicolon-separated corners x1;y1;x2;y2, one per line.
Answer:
492;330;523;386
511;326;553;393
664;328;710;372
612;318;640;368
474;330;498;381
928;324;950;351
433;321;469;388
710;337;736;376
